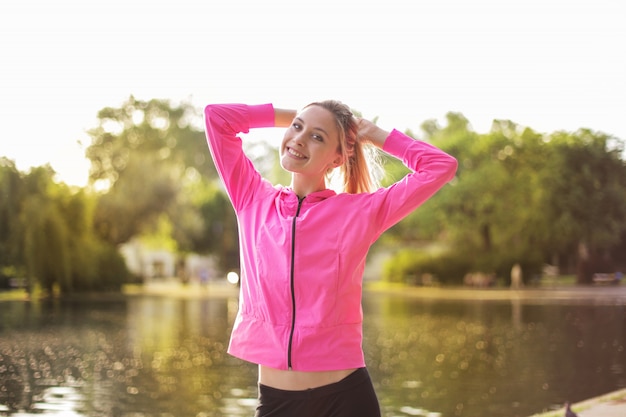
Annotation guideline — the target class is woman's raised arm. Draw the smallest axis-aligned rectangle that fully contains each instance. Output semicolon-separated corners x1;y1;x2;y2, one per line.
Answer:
274;108;297;128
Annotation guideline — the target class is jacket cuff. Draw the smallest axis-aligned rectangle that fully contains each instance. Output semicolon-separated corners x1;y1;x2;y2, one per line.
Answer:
248;103;276;128
382;129;412;158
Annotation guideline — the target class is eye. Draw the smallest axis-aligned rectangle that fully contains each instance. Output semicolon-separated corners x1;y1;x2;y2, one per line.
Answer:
312;134;324;142
292;122;302;130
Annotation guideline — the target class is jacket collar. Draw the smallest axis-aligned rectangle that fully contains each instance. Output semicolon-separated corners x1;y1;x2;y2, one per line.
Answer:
278;186;336;215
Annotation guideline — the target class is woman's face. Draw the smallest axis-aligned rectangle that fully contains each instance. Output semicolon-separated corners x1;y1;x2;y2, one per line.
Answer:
280;105;343;177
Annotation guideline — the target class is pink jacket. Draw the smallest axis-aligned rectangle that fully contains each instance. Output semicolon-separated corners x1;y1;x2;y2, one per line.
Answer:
204;103;457;371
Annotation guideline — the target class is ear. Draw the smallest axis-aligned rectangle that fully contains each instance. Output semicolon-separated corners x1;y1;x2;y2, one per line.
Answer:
331;154;344;168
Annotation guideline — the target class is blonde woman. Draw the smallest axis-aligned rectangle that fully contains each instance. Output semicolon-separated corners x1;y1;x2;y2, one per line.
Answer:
204;101;457;417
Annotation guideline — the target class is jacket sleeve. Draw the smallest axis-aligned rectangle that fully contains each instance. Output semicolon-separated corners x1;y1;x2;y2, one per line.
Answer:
372;128;458;232
204;103;275;212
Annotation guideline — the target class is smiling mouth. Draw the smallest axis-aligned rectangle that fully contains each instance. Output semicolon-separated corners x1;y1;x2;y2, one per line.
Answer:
287;147;306;159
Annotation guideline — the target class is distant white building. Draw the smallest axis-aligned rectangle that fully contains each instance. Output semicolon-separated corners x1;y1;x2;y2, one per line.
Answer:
119;238;216;283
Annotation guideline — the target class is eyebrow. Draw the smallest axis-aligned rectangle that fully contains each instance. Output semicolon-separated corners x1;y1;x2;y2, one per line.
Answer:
295;117;329;137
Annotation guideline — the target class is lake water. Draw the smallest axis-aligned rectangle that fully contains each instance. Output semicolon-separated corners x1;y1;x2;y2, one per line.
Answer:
0;288;624;417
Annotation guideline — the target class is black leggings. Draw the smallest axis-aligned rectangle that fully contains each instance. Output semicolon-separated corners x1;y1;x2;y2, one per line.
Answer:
254;368;381;417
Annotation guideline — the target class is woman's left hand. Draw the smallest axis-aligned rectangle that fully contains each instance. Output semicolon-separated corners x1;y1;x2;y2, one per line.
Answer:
355;117;389;149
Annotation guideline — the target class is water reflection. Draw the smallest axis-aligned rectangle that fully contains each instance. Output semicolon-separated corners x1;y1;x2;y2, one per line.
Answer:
0;297;258;417
0;293;624;417
362;295;626;417
32;386;85;415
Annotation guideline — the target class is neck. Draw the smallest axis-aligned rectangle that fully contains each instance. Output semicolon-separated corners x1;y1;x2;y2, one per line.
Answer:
291;174;326;198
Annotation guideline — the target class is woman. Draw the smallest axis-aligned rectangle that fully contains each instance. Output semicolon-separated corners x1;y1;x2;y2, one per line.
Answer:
204;101;457;417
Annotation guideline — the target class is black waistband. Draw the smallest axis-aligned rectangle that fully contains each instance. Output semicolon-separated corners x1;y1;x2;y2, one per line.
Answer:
258;368;370;400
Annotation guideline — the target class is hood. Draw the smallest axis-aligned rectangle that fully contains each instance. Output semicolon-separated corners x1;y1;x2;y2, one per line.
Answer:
277;186;337;216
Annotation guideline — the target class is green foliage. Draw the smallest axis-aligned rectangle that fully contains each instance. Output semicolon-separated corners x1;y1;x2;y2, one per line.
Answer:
86;96;212;188
139;214;179;252
84;96;244;272
93;153;182;245
382;246;545;286
538;130;626;282
380;113;626;285
191;181;239;271
0;158;24;272
91;100;626;285
382;249;433;284
382;248;474;285
86;97;208;246
4;98;625;291
0;161;130;294
82;96;241;274
93;241;131;291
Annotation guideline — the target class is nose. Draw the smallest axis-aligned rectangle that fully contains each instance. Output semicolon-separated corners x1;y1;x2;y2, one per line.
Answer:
292;132;305;146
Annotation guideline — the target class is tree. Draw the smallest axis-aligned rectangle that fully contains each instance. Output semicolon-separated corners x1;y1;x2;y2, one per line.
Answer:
86;96;212;188
93;154;182;245
86;97;210;246
191;181;239;271
0;159;24;286
382;113;626;285
85;97;242;272
0;161;130;294
540;129;626;283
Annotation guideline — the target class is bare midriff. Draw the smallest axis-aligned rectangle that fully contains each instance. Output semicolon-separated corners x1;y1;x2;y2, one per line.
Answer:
259;365;358;390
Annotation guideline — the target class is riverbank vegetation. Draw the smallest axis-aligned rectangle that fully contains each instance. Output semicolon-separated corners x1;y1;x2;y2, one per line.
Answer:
378;114;626;285
1;97;625;294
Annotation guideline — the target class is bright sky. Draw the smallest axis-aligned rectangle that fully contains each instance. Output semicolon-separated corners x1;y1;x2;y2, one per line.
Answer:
1;0;624;186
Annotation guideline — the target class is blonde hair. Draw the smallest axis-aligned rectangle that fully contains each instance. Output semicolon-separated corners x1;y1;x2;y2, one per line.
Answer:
304;100;381;194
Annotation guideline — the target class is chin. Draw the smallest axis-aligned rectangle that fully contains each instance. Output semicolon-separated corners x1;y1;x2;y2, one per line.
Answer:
279;157;294;173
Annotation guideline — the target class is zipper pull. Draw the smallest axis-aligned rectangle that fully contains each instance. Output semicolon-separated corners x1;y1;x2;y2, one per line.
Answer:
295;196;305;217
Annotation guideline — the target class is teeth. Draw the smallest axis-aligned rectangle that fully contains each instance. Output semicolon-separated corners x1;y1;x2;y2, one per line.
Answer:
288;148;305;158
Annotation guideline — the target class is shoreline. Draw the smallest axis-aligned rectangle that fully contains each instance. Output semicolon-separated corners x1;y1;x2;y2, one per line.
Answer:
3;279;626;304
363;282;626;304
528;388;626;417
121;280;626;305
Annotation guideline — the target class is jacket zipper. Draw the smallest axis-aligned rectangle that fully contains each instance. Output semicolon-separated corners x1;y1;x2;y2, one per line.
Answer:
287;196;305;370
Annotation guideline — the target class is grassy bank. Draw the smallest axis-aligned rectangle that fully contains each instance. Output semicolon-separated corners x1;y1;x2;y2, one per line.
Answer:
0;289;28;301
